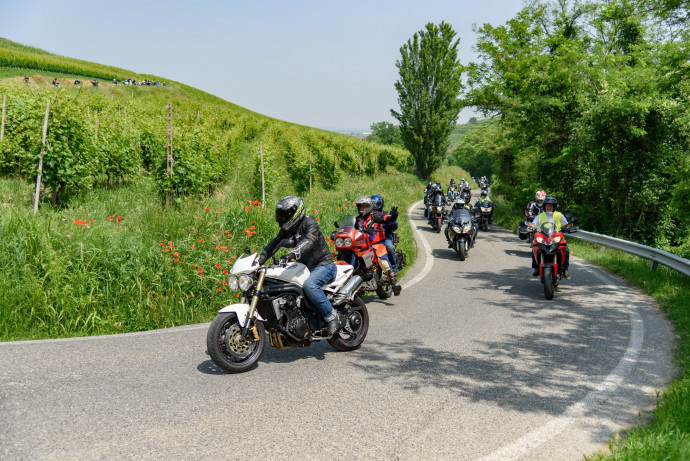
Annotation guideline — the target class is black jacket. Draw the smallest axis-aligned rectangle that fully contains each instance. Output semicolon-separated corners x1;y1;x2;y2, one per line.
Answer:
258;216;333;269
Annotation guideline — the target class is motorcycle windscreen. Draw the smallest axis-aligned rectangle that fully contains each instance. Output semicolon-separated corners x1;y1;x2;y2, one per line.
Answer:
451;208;472;224
338;214;357;230
231;253;259;275
434;195;444;206
540;221;557;237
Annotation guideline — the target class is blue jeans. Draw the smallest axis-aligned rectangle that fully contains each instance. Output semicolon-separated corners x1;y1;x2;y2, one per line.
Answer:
304;263;336;321
384;233;397;272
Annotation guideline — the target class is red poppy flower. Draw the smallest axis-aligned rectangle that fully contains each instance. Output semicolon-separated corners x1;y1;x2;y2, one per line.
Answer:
173;252;179;257
205;208;210;211
173;258;179;262
223;270;228;275
222;280;228;286
198;268;203;273
199;239;204;243
214;263;221;269
117;216;123;222
217;287;222;291
159;242;164;246
191;245;196;249
193;263;197;267
109;216;114;221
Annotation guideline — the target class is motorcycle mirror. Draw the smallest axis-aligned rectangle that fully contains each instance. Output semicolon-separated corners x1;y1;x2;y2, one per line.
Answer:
244;246;251;255
330;231;335;240
564;209;573;219
334;221;339;228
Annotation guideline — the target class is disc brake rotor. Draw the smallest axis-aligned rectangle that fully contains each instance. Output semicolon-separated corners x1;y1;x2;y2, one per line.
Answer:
223;323;255;359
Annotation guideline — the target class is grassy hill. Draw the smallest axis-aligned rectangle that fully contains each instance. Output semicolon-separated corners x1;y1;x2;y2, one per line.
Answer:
0;38;464;341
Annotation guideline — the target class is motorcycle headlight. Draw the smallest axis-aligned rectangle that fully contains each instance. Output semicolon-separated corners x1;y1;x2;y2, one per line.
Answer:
335;238;344;248
553;236;562;243
535;236;545;244
238;274;253;291
453;226;461;233
344;237;352;247
463;225;471;233
436;206;443;212
228;275;239;291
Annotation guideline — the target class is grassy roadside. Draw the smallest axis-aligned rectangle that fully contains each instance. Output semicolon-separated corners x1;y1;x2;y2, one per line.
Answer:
0;170;433;341
489;193;690;459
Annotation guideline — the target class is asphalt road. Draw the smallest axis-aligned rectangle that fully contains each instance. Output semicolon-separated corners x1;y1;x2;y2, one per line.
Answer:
0;202;675;460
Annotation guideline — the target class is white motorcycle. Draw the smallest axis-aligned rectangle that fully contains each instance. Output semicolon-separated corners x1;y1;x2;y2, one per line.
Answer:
207;248;369;373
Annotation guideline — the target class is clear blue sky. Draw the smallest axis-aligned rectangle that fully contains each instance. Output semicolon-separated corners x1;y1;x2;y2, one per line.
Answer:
1;0;525;131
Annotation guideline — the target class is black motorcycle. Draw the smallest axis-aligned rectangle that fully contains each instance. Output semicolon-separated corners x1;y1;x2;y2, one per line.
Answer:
428;195;447;233
476;199;494;231
446;207;477;260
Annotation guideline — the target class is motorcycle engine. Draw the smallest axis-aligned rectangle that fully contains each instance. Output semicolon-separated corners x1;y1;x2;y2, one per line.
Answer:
286;308;310;340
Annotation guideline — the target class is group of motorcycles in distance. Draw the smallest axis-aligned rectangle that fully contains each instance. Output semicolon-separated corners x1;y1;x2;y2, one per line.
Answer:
423;178;494;260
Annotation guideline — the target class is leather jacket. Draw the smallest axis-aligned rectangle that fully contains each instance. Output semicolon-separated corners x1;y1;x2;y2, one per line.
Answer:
259;216;333;269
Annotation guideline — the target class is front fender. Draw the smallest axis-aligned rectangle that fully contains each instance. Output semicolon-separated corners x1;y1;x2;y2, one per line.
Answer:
218;303;265;328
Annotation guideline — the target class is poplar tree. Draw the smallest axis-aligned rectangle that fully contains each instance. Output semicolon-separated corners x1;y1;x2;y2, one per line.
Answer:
391;21;464;179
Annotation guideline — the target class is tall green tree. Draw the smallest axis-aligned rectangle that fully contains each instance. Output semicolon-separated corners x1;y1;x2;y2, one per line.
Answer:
391;21;464;179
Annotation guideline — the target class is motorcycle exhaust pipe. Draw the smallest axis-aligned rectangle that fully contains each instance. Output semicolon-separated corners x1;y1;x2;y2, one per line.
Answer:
332;275;363;305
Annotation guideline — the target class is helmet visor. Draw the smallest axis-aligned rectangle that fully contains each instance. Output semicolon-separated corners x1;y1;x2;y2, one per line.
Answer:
276;208;295;227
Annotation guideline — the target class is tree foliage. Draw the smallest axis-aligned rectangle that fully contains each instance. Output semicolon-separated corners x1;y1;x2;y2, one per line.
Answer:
465;0;690;253
391;22;465;179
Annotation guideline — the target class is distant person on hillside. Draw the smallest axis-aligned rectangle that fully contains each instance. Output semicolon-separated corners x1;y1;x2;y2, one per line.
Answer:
52;78;59;88
23;76;30;83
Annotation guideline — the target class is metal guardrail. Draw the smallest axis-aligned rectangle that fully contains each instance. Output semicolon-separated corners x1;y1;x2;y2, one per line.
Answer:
567;230;690;277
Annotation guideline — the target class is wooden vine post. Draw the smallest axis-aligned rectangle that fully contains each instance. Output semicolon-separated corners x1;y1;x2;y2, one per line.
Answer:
0;94;6;141
166;102;174;205
309;152;313;194
33;101;50;214
259;141;265;206
94;112;99;142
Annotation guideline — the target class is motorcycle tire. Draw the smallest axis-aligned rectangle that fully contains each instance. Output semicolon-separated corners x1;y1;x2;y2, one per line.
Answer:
207;313;266;374
456;238;468;261
328;296;369;351
543;266;554;300
376;284;393;299
435;220;441;233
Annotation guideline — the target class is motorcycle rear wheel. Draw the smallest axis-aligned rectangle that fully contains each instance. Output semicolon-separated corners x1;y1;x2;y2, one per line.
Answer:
543;266;554;300
207;313;266;373
328;297;369;351
435;220;441;233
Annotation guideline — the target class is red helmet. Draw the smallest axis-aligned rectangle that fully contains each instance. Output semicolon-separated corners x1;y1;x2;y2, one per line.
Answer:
536;190;546;201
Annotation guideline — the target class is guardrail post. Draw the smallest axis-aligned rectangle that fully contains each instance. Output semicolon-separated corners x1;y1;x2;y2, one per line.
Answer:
651;261;659;271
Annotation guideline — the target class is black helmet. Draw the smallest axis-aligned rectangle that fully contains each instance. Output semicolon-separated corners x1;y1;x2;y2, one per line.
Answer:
275;196;305;231
355;196;374;217
480;190;487;198
543;196;558;209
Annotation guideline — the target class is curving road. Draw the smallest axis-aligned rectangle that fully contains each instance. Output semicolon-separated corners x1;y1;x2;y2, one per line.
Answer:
0;202;675;460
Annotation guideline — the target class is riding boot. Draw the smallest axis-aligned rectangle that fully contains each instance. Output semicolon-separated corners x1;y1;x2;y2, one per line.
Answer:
388;271;402;296
325;312;338;336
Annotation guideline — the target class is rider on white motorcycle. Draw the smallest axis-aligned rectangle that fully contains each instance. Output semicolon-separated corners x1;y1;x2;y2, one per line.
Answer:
256;196;339;335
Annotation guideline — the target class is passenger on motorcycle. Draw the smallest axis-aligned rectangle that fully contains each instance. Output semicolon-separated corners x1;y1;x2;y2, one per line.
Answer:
528;196;570;278
355;196;402;295
371;194;399;275
256;196;339;335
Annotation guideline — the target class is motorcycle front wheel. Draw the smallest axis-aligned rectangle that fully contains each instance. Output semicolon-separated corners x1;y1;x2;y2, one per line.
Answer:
543;266;554;300
207;313;266;373
328;297;369;351
435;219;442;233
455;237;468;261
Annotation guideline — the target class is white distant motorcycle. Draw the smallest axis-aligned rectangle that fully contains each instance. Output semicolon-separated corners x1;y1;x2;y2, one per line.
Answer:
207;247;368;373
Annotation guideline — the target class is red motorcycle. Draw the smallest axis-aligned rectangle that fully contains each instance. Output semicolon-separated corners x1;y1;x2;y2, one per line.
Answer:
530;220;577;300
332;215;396;299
